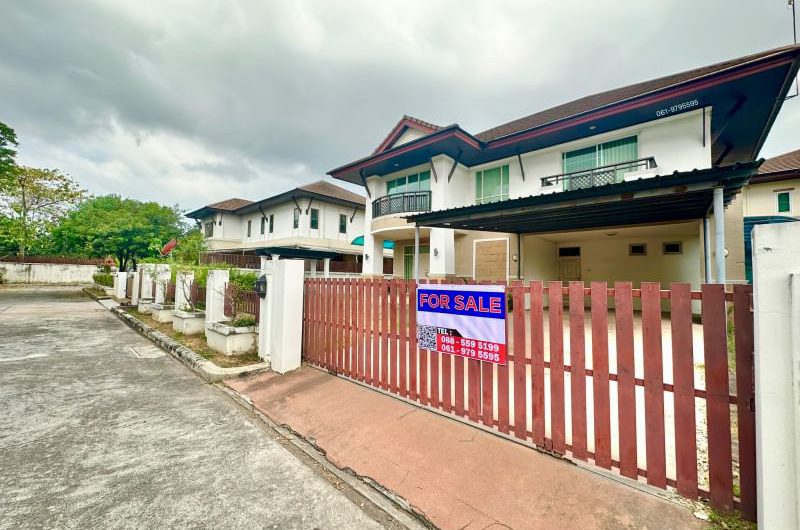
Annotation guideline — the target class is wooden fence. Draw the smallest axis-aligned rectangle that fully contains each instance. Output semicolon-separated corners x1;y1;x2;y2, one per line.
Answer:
223;284;260;323
190;284;206;310
200;252;261;269
302;278;756;520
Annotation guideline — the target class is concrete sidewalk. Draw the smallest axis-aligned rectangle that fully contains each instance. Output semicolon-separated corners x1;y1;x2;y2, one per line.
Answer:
227;367;710;530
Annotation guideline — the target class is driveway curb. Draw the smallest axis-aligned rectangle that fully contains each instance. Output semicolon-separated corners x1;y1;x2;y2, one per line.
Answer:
110;307;269;382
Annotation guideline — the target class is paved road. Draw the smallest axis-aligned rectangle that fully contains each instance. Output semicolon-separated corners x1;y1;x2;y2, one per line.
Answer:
0;287;386;529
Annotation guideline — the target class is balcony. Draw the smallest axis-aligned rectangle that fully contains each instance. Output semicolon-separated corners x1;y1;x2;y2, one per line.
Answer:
372;191;431;218
541;157;657;191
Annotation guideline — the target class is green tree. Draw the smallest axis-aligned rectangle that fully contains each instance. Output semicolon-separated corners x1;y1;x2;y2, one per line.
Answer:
0;166;85;259
170;227;206;265
51;195;186;270
0;121;17;189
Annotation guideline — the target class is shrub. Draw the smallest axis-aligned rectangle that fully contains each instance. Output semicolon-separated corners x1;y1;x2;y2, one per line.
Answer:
232;315;256;327
93;272;114;287
229;269;258;291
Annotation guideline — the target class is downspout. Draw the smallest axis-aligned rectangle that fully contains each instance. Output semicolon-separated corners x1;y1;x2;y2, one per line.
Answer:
703;213;712;283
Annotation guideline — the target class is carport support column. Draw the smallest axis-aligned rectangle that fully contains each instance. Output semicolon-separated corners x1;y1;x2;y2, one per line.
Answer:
429;227;455;279
323;257;331;278
265;259;304;373
205;268;229;325
752;222;800;529
414;226;420;282
713;186;726;285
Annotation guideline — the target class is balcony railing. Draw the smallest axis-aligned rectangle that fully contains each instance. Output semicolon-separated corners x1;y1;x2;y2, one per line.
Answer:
540;157;657;191
372;191;431;218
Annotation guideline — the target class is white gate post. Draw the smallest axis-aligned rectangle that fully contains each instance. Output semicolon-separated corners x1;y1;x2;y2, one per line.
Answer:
267;259;304;373
257;259;271;363
153;264;170;305
115;271;127;299
174;271;193;311
205;269;229;325
140;264;154;300
752;222;800;529
130;271;140;305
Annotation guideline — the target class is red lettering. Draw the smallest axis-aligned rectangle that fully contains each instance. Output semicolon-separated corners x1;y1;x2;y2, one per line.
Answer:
420;293;429;308
465;297;478;311
454;294;465;311
439;294;450;309
490;297;501;313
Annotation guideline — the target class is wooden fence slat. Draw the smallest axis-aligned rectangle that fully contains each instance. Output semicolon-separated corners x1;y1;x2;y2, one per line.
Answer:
512;281;527;440
497;283;510;434
399;280;408;397
354;279;362;380
429;281;440;409
349;279;356;378
615;282;638;479
591;281;611;469
670;283;698;498
360;279;367;381
420;280;430;406
312;280;318;366
530;281;546;446
341;279;347;374
409;281;418;401
390;279;399;394
366;279;375;385
455;355;465;417
569;281;587;461
702;284;734;512
734;284;756;521
442;331;452;413
548;280;565;454
338;279;345;374
381;279;389;390
642;282;667;488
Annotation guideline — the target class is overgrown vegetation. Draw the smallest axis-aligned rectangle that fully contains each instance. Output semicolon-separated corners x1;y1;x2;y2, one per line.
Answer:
232;316;257;327
229;269;258;290
93;272;114;287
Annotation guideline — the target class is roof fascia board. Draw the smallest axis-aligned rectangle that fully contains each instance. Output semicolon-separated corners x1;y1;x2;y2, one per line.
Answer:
236;189;365;215
373;118;439;154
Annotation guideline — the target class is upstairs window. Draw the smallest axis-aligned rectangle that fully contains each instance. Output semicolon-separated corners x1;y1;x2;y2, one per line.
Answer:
387;171;431;195
475;165;509;205
339;214;347;234
293;208;300;229
777;191;792;213
246;220;252;237
310;208;319;230
260;217;266;235
269;214;275;234
204;222;214;237
562;136;638;190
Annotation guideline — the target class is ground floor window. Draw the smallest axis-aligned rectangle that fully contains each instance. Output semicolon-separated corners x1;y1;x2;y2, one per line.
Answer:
403;245;430;279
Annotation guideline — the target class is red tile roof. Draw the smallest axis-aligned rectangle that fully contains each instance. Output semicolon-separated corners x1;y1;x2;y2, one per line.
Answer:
207;198;253;211
758;148;800;174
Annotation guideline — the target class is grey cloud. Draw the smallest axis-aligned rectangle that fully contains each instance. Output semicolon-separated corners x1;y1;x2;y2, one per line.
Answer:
0;0;798;209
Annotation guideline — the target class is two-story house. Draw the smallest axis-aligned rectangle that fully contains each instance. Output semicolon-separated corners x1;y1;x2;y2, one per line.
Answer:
329;45;800;288
186;180;368;270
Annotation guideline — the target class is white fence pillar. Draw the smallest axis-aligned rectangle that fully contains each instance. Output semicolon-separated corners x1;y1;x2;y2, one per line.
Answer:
205;269;229;324
139;264;154;300
153;264;170;305
130;271;140;305
115;271;127;299
264;259;304;373
752;222;800;529
175;271;193;311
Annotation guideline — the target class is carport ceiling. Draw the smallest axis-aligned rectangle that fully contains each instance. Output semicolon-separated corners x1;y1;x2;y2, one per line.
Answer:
409;163;756;235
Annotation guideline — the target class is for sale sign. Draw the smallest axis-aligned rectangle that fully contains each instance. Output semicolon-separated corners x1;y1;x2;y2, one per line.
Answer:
416;284;507;365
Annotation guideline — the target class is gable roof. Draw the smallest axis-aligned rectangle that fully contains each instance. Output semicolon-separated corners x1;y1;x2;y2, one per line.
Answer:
373;115;442;154
750;148;800;184
330;44;800;186
297;180;366;204
207;198;253;211
476;45;800;142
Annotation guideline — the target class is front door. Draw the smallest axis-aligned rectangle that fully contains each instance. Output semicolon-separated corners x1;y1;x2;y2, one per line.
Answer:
403;245;430;279
558;246;581;281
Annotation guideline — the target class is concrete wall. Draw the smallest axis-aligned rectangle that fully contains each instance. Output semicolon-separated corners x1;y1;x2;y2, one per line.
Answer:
0;262;97;284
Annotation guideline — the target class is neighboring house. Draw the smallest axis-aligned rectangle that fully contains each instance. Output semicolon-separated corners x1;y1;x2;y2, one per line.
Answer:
329;45;800;288
186;180;368;269
741;148;800;281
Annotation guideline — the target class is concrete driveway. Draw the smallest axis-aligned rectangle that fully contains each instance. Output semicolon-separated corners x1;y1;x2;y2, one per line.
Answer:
0;287;390;529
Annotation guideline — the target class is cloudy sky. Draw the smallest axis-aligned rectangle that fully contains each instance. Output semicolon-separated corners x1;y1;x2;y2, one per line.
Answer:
1;1;798;212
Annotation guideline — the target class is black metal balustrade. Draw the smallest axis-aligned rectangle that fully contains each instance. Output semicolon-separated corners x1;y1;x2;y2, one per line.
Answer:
540;157;657;191
372;191;431;218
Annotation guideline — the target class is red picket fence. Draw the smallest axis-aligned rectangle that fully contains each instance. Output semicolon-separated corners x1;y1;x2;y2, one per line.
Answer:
165;281;176;304
223;283;260;323
302;278;756;520
125;274;134;299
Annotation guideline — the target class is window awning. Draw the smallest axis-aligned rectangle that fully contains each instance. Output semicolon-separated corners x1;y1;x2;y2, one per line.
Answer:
407;162;758;234
350;236;395;249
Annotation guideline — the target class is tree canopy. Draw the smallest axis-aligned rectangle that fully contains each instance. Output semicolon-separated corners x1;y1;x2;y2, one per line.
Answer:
50;195;187;270
0;121;17;188
0;166;84;258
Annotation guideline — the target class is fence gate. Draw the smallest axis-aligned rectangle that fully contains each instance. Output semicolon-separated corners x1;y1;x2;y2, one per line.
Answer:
302;278;756;521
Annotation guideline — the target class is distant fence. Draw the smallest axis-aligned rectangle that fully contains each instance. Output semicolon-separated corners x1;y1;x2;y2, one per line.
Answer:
223;283;260;323
0;255;104;266
303;279;756;520
200;252;261;269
